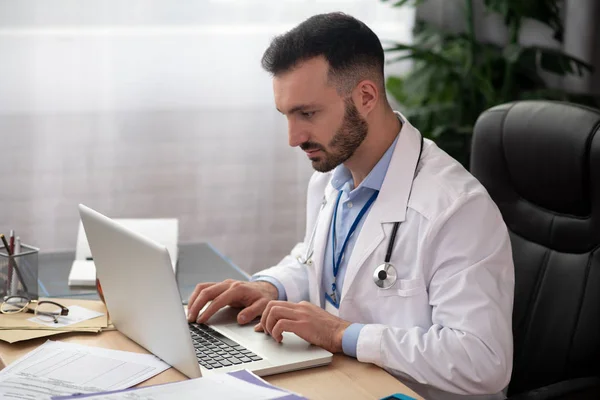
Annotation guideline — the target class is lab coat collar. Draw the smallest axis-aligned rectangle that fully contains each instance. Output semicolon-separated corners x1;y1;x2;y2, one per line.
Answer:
338;111;423;302
325;110;422;223
369;111;423;223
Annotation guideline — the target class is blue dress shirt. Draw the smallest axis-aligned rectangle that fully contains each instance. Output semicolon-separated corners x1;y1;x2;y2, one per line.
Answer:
254;134;400;358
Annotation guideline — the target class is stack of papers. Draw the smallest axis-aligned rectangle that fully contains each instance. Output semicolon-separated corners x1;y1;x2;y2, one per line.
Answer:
0;341;170;400
0;299;112;343
51;369;307;400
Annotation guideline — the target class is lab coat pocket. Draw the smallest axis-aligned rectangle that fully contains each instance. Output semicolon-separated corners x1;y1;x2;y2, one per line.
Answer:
376;278;426;297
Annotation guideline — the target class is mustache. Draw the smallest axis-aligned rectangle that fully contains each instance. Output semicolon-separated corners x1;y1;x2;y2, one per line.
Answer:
300;142;324;151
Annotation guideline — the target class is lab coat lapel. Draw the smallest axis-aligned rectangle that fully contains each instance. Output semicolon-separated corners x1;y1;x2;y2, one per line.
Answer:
309;182;337;307
340;118;423;302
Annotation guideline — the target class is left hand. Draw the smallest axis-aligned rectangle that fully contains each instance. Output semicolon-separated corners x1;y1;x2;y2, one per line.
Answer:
255;300;351;353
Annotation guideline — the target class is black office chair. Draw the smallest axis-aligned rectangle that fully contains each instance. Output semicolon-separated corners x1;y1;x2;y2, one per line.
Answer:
471;100;600;400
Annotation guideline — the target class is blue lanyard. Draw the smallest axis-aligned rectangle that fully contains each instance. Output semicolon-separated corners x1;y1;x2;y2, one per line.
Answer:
330;190;379;298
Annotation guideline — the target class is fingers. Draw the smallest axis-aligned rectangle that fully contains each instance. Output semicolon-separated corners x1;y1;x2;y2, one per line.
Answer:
264;305;298;337
187;282;215;306
187;281;231;322
259;301;298;335
271;319;302;342
259;300;278;333
237;297;269;325
196;282;247;323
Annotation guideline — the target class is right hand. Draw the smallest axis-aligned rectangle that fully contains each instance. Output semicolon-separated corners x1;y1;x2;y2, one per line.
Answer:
186;279;279;325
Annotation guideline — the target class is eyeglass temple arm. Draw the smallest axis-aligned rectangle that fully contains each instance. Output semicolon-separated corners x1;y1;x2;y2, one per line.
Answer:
38;300;69;316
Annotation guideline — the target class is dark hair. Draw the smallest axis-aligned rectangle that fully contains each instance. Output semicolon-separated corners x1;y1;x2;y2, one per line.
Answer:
261;12;385;95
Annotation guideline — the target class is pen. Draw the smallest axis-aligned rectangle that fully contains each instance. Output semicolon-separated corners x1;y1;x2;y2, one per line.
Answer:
1;233;9;294
9;230;14;254
11;237;21;295
8;231;14;294
0;233;28;294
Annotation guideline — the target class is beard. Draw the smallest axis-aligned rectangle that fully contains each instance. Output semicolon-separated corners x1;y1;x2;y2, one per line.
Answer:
300;99;368;173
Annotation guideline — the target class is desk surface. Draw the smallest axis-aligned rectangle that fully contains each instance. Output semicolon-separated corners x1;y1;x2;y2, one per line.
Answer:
38;242;249;301
6;243;422;399
0;330;422;400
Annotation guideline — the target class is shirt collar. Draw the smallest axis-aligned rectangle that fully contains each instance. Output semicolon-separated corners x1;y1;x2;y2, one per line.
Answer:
330;133;400;193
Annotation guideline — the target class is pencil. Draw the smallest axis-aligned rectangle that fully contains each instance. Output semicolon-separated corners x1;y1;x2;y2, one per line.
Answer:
0;234;10;255
7;232;14;294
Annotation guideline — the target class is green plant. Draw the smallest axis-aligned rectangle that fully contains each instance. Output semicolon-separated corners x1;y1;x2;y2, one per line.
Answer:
382;0;597;167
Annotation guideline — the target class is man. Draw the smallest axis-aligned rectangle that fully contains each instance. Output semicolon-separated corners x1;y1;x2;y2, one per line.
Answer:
187;13;514;400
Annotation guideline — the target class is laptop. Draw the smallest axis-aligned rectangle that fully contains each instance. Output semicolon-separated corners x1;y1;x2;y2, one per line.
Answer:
78;204;332;379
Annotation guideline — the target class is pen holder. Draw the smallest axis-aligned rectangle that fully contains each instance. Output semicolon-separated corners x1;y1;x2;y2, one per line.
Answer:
0;244;39;300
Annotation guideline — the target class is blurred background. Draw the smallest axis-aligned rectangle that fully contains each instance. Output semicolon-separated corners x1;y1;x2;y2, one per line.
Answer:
1;0;598;274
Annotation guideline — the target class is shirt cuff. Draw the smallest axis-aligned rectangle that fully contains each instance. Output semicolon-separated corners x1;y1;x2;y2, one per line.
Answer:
342;323;365;358
251;276;287;301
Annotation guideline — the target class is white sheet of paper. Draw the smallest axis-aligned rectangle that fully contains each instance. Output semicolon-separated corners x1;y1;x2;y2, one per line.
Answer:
27;305;105;328
51;374;290;400
0;340;170;400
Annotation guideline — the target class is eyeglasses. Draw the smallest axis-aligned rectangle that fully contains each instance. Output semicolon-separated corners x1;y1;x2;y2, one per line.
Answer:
0;296;69;323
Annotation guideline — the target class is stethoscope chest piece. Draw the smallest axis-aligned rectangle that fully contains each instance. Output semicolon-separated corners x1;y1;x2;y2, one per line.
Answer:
373;263;398;289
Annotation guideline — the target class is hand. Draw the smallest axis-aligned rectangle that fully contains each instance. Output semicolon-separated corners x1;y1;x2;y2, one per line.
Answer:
256;301;351;353
187;279;279;325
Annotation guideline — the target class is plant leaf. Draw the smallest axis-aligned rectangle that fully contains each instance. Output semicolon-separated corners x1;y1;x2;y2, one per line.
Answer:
380;0;425;7
529;47;594;76
502;44;522;64
384;43;456;66
386;76;407;104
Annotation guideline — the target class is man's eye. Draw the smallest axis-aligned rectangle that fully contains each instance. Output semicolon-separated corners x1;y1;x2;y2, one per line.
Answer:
301;111;315;119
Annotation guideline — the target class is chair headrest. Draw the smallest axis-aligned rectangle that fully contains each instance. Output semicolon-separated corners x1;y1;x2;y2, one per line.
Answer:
471;101;600;252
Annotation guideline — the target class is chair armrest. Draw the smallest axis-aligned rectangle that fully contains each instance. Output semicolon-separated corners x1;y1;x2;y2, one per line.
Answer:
509;376;600;400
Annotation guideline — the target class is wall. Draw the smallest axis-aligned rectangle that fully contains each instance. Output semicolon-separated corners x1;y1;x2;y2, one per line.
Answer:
0;0;415;274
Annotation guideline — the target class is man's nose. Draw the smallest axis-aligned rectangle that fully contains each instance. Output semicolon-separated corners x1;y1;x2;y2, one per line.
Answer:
288;120;309;148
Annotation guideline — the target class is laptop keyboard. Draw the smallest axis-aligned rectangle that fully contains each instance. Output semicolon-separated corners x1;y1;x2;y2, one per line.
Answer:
189;323;262;370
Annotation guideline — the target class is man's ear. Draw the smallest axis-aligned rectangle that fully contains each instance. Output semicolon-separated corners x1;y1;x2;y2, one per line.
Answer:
352;79;379;117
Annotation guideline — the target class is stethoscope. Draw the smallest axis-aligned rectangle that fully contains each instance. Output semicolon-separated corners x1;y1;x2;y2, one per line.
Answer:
296;197;326;267
297;132;424;291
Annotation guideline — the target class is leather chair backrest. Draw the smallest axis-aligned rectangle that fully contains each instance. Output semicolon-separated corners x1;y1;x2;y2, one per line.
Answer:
470;101;600;395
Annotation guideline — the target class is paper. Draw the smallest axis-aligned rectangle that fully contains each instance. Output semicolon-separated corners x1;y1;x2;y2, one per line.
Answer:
0;298;108;331
28;305;104;328
0;328;103;344
51;370;305;400
0;321;114;344
70;219;178;287
0;340;170;400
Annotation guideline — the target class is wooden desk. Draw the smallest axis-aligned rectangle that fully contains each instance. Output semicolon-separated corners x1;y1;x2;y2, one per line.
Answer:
0;330;422;399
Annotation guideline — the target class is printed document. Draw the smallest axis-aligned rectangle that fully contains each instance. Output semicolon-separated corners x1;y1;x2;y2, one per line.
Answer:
0;341;169;400
51;371;303;400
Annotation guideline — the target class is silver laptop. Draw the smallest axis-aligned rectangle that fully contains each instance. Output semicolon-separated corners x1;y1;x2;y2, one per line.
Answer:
78;204;332;379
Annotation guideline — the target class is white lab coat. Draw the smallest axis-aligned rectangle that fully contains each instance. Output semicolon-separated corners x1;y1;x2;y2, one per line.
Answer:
256;115;514;399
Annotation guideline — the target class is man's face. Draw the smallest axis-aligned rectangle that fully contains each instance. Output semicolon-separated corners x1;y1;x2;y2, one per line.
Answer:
273;57;368;172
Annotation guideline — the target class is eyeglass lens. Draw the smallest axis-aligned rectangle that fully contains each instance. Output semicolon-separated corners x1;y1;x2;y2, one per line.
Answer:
0;296;29;313
35;302;65;323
